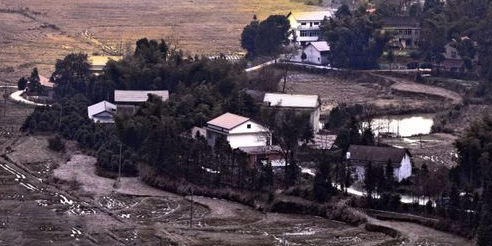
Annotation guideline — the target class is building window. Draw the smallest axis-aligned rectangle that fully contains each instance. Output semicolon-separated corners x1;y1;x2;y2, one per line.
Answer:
314;22;319;25
451;51;457;58
247;124;251;129
301;22;306;25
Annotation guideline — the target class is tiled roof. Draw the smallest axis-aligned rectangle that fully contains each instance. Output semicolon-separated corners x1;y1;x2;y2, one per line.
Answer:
207;112;250;130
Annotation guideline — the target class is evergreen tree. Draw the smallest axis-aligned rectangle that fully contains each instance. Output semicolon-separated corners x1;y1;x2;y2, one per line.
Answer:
385;159;395;192
17;77;27;90
364;161;377;202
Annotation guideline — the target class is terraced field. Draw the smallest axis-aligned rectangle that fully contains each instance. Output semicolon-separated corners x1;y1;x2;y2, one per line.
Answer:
0;0;320;82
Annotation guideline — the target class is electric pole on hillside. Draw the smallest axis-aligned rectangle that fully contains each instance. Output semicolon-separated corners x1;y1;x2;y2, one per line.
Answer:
3;84;7;117
189;186;194;228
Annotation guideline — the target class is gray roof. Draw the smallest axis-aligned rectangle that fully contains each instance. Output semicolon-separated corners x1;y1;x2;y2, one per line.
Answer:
114;90;169;103
348;145;411;167
87;100;117;118
207;112;250;130
264;93;319;108
307;41;330;52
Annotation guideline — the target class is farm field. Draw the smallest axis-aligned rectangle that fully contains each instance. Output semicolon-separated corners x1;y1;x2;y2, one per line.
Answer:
0;0;319;82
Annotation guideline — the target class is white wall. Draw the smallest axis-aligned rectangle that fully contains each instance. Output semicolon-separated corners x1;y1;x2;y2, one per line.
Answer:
310;107;321;133
395;154;412;182
228;133;270;149
303;45;328;65
207;120;271;149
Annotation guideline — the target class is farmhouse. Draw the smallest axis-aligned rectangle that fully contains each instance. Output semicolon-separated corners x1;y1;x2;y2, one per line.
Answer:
88;56;123;74
347;145;412;182
302;41;330;65
263;93;321;133
205;112;271;149
381;16;421;49
439;37;478;72
87;100;117;123
287;10;334;46
114;90;169;114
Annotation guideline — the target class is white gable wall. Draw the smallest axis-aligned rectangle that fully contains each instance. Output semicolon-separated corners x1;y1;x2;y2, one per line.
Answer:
395;153;412;182
206;120;271;149
303;45;329;65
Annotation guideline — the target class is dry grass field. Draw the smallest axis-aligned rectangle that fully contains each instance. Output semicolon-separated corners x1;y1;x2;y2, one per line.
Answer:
0;0;320;82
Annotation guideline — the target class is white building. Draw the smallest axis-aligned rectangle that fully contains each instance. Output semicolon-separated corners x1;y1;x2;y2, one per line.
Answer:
287;10;334;46
303;41;330;65
87;100;117;123
347;145;412;182
263;93;321;133
205;112;271;149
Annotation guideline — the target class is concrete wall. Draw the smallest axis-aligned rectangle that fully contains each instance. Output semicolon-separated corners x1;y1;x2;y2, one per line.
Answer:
303;45;328;65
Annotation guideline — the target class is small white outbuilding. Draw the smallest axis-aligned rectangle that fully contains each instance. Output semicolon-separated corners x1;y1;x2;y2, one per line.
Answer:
302;41;330;65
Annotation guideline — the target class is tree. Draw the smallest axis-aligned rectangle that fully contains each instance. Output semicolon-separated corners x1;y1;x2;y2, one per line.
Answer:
52;53;91;98
387;50;395;71
27;68;42;95
334;117;362;152
254;15;291;56
240;15;291;58
478;168;492;246
17;77;27;90
241;16;260;58
313;152;333;202
301;52;307;62
320;5;390;69
261;109;313;187
364;161;377;203
385;159;395;192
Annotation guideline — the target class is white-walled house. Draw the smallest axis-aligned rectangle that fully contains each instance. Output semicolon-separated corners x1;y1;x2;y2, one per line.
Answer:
347;145;412;182
263;93;321;133
287;10;334;46
303;41;330;65
205;112;271;149
87;100;117;123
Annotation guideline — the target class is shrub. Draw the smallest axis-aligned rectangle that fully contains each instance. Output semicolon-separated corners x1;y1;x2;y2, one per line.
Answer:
48;135;65;152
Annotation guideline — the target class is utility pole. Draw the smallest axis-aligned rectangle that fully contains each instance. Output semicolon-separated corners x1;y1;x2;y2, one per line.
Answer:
118;143;122;182
3;85;7;117
189;187;194;228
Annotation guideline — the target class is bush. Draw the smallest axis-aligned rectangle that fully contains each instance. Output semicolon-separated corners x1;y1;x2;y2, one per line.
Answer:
48;135;65;152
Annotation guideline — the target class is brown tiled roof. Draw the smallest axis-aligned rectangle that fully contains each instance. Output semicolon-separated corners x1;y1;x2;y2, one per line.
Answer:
207;112;250;130
348;145;410;166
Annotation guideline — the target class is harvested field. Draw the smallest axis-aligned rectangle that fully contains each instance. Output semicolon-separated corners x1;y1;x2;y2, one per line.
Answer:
0;0;319;82
0;135;397;245
284;72;455;115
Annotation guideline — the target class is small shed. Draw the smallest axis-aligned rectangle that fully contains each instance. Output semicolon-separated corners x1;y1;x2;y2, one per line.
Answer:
302;41;330;65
